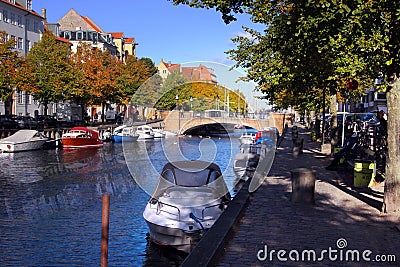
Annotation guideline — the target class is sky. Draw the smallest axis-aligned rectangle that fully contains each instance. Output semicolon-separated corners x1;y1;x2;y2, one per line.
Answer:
32;0;269;109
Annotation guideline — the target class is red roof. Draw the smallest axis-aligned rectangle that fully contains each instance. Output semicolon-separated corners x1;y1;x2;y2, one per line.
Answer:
125;37;136;43
110;32;124;38
81;16;103;32
161;61;181;73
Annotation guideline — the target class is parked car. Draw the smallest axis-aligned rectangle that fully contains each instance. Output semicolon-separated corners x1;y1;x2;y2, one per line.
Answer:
0;115;19;130
14;116;39;129
36;115;59;128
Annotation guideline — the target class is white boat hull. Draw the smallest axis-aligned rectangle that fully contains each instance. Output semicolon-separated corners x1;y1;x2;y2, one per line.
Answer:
0;139;47;152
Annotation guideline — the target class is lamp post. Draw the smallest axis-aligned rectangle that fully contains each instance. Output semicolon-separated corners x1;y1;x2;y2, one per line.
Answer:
176;95;180;133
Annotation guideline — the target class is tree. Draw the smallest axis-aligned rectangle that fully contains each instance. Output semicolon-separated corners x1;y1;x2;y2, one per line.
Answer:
0;31;20;106
116;56;155;106
70;43;121;122
16;30;72;115
171;0;400;213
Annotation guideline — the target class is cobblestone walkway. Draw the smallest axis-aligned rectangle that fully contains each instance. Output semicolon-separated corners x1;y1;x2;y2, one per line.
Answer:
216;124;400;266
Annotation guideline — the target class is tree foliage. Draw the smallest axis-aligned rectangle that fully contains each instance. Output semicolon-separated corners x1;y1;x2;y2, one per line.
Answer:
16;30;72;114
171;0;400;212
0;31;20;102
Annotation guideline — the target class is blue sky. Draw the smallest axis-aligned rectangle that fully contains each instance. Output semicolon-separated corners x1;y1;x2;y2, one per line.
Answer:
32;0;269;109
33;0;262;66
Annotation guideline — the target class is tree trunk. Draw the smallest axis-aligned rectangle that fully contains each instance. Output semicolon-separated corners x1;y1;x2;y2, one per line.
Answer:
383;80;400;213
330;94;338;147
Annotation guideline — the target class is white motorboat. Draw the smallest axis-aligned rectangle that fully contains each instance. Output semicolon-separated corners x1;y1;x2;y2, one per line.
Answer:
0;130;53;152
111;125;139;142
239;132;256;145
136;125;155;139
152;128;166;138
233;144;266;181
143;160;231;253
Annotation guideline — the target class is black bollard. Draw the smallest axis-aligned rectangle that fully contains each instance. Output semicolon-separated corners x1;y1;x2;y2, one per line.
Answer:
292;138;304;156
290;168;316;204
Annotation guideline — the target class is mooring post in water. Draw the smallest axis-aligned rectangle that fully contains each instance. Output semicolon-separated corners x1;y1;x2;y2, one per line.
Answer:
101;194;110;267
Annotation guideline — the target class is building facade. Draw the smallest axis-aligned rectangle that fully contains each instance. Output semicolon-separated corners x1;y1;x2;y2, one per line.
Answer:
0;0;43;116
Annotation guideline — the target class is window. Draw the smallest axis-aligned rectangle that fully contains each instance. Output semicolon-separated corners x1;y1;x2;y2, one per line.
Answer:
3;10;9;23
17;91;23;104
17;15;22;26
25;40;30;51
33;21;38;32
11;13;15;25
77;31;82;40
9;0;15;4
27;0;32;11
10;35;16;48
17;37;22;50
27;94;32;104
25;18;30;30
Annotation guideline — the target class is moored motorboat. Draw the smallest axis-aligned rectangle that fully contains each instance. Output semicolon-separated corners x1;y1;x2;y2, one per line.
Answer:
239;132;256;145
136;125;155;140
61;127;103;148
233;143;266;181
143;160;231;253
111;125;139;142
0;129;53;152
153;128;166;138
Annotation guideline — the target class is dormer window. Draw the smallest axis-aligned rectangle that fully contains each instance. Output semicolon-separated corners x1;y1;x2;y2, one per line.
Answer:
27;0;32;11
8;0;15;4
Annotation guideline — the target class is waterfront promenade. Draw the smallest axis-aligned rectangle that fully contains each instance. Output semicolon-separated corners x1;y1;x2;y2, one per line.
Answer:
215;124;400;266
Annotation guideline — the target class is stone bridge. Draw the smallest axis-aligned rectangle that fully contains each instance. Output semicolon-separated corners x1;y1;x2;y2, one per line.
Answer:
161;111;280;134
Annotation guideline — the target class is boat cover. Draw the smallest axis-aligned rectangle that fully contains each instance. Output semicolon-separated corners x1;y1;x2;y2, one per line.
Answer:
0;130;42;143
152;160;230;201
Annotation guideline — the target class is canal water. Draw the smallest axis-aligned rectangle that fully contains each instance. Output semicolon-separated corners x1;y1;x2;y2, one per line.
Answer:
0;133;246;266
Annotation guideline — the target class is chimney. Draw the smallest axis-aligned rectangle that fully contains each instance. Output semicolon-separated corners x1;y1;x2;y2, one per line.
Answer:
41;8;46;20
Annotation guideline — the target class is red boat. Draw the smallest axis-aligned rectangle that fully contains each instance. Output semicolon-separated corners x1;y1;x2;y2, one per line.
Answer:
61;127;103;149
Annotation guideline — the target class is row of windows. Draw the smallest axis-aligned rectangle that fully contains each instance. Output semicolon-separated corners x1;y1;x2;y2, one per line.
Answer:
16;91;37;105
1;8;40;33
60;30;114;44
7;34;32;51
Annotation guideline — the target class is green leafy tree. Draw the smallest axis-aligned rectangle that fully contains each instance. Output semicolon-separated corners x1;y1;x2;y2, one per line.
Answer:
171;0;400;213
0;31;20;104
117;56;155;106
16;30;72;115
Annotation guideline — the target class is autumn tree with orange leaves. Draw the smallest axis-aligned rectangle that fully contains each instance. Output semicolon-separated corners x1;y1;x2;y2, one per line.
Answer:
15;30;72;115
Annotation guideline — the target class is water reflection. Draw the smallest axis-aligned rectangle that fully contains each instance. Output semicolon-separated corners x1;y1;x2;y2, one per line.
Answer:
0;135;241;266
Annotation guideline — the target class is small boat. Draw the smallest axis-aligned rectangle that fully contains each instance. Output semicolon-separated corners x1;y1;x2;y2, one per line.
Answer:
111;125;139;143
233;143;266;181
153;128;166;138
143;160;231;253
136;125;155;140
239;132;256;145
0;130;54;152
61;127;103;148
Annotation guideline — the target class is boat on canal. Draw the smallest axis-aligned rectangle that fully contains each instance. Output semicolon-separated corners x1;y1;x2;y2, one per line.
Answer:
136;125;155;140
61;127;103;148
233;143;266;181
0;129;55;152
239;131;256;145
111;125;139;143
143;160;231;253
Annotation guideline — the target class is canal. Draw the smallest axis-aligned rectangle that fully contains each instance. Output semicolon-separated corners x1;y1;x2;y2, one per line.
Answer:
0;133;245;266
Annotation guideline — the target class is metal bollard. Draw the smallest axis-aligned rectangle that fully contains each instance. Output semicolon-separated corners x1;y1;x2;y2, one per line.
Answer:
292;138;304;156
290;168;316;204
